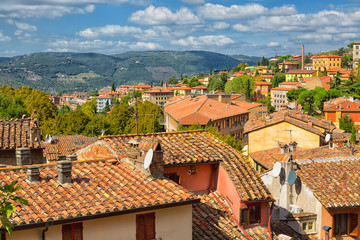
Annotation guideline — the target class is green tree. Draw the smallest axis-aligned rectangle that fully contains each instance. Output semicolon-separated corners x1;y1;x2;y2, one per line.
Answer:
81;97;97;117
286;88;306;110
339;114;354;133
105;104;131;135
0;181;28;235
58;105;71;115
111;83;115;92
188;76;202;88
350;126;357;143
168;76;178;85
182;78;189;85
330;71;342;90
271;74;286;88
55;109;90;135
297;89;317;115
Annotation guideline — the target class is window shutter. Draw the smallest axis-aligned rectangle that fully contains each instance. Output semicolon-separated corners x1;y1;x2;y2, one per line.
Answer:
62;224;72;240
73;223;83;240
146;213;155;239
136;214;146;240
350;213;358;236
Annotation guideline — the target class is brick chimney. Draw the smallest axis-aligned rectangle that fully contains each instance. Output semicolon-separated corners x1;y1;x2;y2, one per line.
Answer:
27;165;40;182
149;144;164;179
279;143;289;154
16;148;31;166
57;160;72;184
289;141;297;153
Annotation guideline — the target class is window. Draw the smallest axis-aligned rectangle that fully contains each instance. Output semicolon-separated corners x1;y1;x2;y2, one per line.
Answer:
240;204;261;225
164;172;180;184
301;220;316;234
136;212;155;240
62;223;83;240
334;213;358;236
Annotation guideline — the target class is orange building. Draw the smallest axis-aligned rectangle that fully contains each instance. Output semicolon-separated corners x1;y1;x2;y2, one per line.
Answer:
312;54;341;71
252;81;272;101
324;96;360;127
278;62;298;71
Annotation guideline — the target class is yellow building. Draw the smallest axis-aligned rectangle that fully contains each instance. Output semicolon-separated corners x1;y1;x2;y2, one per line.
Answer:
285;70;317;82
312;54;341;71
244;109;335;153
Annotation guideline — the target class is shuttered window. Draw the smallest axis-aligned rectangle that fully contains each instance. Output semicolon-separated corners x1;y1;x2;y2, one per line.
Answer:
334;213;358;236
136;212;155;240
62;222;83;240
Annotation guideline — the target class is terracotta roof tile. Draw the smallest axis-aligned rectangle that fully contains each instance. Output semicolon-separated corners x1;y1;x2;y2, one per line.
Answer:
164;95;249;125
3;160;197;227
250;145;359;170
244;110;334;136
0;118;41;149
43;135;97;161
80;131;272;202
297;157;360;209
193;192;271;239
271;221;320;240
324;96;360;111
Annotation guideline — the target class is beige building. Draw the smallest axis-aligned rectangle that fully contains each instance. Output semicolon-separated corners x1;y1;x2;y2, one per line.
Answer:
244;109;335;153
271;82;302;111
353;41;360;69
142;88;174;106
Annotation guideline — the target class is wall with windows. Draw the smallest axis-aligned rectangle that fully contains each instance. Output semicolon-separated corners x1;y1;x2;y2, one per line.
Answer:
6;205;192;240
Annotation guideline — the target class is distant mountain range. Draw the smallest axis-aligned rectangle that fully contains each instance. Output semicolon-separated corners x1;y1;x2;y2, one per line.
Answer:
0;51;260;94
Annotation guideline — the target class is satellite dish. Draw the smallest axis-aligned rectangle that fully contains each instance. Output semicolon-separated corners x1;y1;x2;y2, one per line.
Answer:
358;130;360;134
325;134;331;143
144;149;153;169
272;162;281;177
279;168;286;185
288;170;297;186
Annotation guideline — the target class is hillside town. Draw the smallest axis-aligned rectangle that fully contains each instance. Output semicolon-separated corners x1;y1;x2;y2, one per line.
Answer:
0;41;359;240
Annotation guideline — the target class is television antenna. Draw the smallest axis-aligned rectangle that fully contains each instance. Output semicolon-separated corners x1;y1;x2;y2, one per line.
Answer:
144;149;153;169
285;129;295;143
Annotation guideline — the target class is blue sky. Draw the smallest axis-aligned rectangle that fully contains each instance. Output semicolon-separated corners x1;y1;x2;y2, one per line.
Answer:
1;0;360;57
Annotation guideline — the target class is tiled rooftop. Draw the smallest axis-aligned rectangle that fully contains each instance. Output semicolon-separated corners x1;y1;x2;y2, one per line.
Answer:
164;95;249;125
244;110;335;136
297;157;360;209
324;96;360;111
0;117;42;150
271;221;320;240
250;145;358;170
43;135;97;161
78;130;273;202
3;159;197;227
193;192;271;239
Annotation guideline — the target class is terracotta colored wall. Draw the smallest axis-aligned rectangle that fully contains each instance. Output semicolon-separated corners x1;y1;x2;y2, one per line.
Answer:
248;122;321;153
164;164;215;193
217;164;242;222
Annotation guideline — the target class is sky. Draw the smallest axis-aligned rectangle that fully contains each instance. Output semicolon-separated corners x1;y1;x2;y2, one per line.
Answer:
1;0;360;58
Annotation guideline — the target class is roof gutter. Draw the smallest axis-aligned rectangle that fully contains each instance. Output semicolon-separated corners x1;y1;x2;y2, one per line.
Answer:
8;198;200;232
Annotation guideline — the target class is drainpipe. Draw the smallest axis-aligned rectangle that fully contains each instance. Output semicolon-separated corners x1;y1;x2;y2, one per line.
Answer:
268;202;274;240
210;190;253;240
42;223;49;240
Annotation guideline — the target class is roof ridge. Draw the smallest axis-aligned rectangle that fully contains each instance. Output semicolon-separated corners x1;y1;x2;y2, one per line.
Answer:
100;129;206;139
297;155;360;165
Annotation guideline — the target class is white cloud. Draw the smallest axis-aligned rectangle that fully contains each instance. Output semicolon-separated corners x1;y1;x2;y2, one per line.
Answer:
129;42;162;50
129;5;201;25
232;24;251;32
0;0;141;19
171;35;234;47
213;22;230;30
78;25;142;38
267;42;280;47
197;3;296;20
181;0;205;5
0;31;11;42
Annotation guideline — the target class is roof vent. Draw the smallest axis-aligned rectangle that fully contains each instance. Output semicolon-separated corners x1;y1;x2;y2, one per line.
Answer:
27;165;40;182
57;160;72;185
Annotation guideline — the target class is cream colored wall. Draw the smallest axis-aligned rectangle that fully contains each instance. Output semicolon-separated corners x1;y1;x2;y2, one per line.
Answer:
248;122;320;153
7;205;192;240
165;112;180;132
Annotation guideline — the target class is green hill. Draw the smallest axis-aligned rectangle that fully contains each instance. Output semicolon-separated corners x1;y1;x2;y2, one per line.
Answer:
0;51;259;94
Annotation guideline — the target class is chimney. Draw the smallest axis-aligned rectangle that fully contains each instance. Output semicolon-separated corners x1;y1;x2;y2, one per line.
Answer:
16;148;31;166
279;143;289;154
27;165;40;182
66;155;77;162
149;144;164;179
57;160;72;184
302;44;304;71
289;141;297;153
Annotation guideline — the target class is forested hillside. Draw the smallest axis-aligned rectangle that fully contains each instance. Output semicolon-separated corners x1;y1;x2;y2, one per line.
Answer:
0;51;258;94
